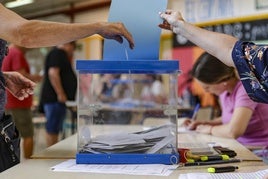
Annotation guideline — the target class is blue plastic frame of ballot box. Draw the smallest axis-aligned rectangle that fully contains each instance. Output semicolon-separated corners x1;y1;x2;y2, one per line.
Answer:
76;60;180;165
76;153;179;165
76;60;179;74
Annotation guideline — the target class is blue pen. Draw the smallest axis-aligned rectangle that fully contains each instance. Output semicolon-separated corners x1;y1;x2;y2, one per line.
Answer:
191;103;200;121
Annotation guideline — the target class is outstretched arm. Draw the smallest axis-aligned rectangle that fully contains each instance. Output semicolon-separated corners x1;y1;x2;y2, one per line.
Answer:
0;4;134;49
159;10;237;67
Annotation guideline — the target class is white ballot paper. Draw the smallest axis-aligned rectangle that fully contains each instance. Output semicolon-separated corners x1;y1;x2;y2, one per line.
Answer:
81;124;176;154
51;159;178;176
179;169;268;179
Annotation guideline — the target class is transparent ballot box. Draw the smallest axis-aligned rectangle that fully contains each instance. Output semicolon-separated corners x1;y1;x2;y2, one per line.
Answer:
76;60;180;165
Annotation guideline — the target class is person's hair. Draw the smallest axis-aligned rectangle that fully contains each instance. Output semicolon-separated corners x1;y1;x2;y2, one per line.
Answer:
191;52;236;84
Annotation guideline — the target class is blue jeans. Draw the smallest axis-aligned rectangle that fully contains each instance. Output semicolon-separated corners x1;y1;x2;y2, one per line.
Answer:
44;102;66;134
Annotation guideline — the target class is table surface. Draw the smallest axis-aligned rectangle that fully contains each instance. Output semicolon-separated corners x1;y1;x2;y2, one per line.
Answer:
4;124;268;178
31;134;77;159
1;159;267;179
31;132;262;161
32;124;262;161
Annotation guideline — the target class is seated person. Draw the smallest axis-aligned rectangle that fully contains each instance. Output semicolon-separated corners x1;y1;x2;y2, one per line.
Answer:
183;52;268;152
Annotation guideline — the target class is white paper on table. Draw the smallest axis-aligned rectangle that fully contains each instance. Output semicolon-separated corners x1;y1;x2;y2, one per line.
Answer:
83;124;175;154
179;169;268;179
93;132;146;146
177;126;192;133
146;134;175;154
51;159;178;176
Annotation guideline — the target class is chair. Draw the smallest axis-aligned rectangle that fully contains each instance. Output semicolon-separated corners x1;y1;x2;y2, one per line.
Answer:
196;106;214;121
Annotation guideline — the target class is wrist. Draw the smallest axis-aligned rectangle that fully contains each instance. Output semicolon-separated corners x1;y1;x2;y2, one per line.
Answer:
172;20;184;33
58;92;66;97
2;72;12;87
3;71;10;78
57;91;66;99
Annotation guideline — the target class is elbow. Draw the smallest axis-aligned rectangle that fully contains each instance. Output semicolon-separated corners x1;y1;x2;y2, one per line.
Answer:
228;133;239;139
228;129;243;139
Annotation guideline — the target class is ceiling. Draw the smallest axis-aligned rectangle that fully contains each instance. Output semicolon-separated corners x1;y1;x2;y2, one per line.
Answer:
1;0;111;19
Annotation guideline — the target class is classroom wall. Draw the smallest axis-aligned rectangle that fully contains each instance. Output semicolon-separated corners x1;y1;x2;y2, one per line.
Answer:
170;0;268;23
30;0;268;63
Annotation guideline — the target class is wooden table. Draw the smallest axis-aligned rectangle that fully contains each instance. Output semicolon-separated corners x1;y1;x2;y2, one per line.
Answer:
1;159;267;179
32;124;262;161
5;125;267;178
31;134;77;159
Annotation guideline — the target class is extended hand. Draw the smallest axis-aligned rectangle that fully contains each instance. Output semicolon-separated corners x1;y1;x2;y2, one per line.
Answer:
159;10;184;34
183;119;200;130
98;22;135;49
4;71;36;100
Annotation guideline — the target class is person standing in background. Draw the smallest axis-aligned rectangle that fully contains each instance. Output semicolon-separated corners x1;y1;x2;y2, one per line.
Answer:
40;42;77;147
2;44;42;159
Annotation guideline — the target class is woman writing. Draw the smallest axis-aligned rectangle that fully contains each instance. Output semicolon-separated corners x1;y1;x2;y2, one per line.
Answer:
184;52;268;150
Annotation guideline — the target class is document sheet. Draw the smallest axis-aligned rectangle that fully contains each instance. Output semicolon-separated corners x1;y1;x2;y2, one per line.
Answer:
80;124;176;154
179;169;268;179
51;159;178;176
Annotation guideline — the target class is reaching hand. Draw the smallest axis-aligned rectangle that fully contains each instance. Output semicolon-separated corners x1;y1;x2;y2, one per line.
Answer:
4;71;36;100
183;119;202;130
97;22;135;49
158;10;184;34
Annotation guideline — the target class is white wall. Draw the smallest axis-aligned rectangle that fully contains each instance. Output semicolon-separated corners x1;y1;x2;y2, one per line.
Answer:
170;0;268;23
37;0;268;28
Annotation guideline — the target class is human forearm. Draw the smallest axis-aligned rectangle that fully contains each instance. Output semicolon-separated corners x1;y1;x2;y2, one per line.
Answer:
0;4;134;49
16;21;134;49
196;116;243;138
159;10;238;67
196;123;236;137
206;107;252;138
17;69;42;82
11;21;102;48
178;21;237;67
48;69;66;102
210;124;240;139
50;76;64;95
206;117;222;125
